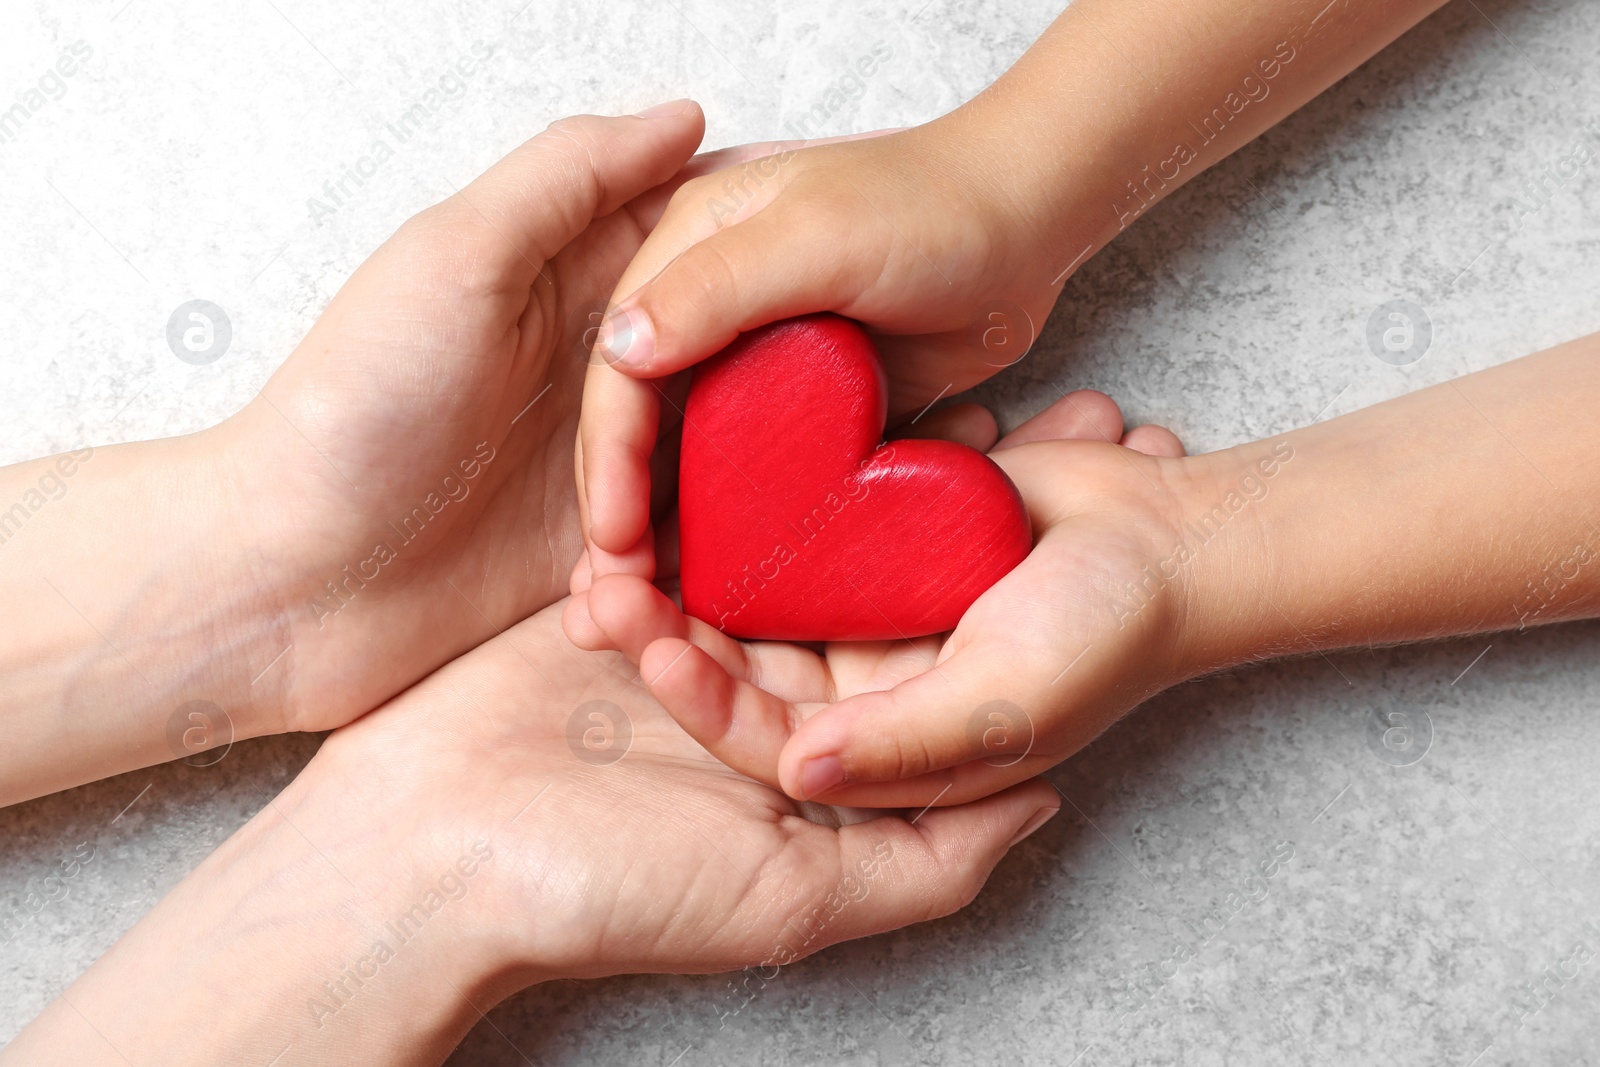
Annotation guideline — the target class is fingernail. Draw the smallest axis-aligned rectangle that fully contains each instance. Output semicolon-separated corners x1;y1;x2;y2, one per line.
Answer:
799;756;845;799
1007;806;1058;849
597;307;653;369
635;99;696;119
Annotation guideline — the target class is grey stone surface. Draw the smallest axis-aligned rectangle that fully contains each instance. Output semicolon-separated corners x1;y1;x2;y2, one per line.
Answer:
3;0;1600;1063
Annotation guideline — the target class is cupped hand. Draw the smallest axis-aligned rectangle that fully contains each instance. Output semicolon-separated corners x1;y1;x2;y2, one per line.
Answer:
575;390;1203;809
6;594;1060;1063
573;119;1077;584
313;600;1060;984
216;104;714;735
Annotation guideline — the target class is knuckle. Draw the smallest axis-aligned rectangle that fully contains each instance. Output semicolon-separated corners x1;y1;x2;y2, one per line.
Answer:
679;157;793;230
923;846;985;920
408;210;520;299
654;238;741;316
540;114;606;164
941;874;983;917
885;727;938;781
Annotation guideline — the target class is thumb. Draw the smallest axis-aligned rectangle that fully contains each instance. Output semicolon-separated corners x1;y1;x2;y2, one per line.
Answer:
593;159;877;375
427;102;706;289
776;779;1060;956
777;632;1067;805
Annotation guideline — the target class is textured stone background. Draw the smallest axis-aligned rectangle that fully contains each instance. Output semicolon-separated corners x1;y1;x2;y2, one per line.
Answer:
4;0;1600;1063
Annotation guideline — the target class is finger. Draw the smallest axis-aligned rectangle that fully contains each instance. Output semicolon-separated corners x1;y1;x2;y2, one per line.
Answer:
562;591;610;651
596;195;871;376
794;752;1058;810
587;574;829;701
774;641;1053;801
580;196;860;551
582;137;883;554
1121;424;1186;457
574;433;658;589
639;638;797;789
588;521;657;583
579;366;660;553
776;779;1060;951
993;389;1124;450
890;403;998;451
587;574;694;663
579;332;690;558
774;540;1111;799
569;547;592;595
427;104;706;291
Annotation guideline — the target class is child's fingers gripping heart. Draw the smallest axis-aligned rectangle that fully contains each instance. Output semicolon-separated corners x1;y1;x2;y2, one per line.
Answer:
569;405;1004;789
771;403;1188;808
583;390;1186;807
574;127;908;566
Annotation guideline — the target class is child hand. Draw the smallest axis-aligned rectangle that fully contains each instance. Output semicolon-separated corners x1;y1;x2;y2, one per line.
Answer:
571;391;1208;808
573;119;1079;586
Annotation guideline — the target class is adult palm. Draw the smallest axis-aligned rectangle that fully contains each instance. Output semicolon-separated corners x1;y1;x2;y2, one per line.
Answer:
313;601;1060;986
219;107;708;734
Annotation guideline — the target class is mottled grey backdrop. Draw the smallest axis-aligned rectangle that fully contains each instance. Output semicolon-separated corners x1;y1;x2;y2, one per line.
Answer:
3;0;1599;1063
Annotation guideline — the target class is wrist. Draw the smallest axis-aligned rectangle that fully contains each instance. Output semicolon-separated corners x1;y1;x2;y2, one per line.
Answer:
914;104;1120;292
122;421;310;746
220;396;583;737
8;743;540;1065
1164;437;1305;679
929;20;1171;283
0;427;298;803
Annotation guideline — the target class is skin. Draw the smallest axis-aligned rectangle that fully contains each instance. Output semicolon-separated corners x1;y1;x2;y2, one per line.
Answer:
0;0;1562;1055
3;603;1055;1065
3;112;1060;1064
573;0;1451;569
0;104;841;806
564;0;1500;806
579;334;1600;807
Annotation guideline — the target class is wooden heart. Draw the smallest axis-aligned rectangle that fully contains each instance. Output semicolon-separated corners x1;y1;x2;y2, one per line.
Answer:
678;314;1031;641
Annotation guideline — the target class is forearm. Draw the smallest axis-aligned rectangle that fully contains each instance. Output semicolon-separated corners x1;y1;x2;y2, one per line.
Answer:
938;0;1446;270
1185;333;1600;670
0;430;293;804
1;741;523;1066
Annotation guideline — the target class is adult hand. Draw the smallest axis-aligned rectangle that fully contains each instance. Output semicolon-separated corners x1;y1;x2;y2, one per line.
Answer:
0;103;737;803
5;603;1058;1064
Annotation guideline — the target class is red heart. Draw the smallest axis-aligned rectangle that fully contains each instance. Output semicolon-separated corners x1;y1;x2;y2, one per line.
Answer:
678;314;1032;641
